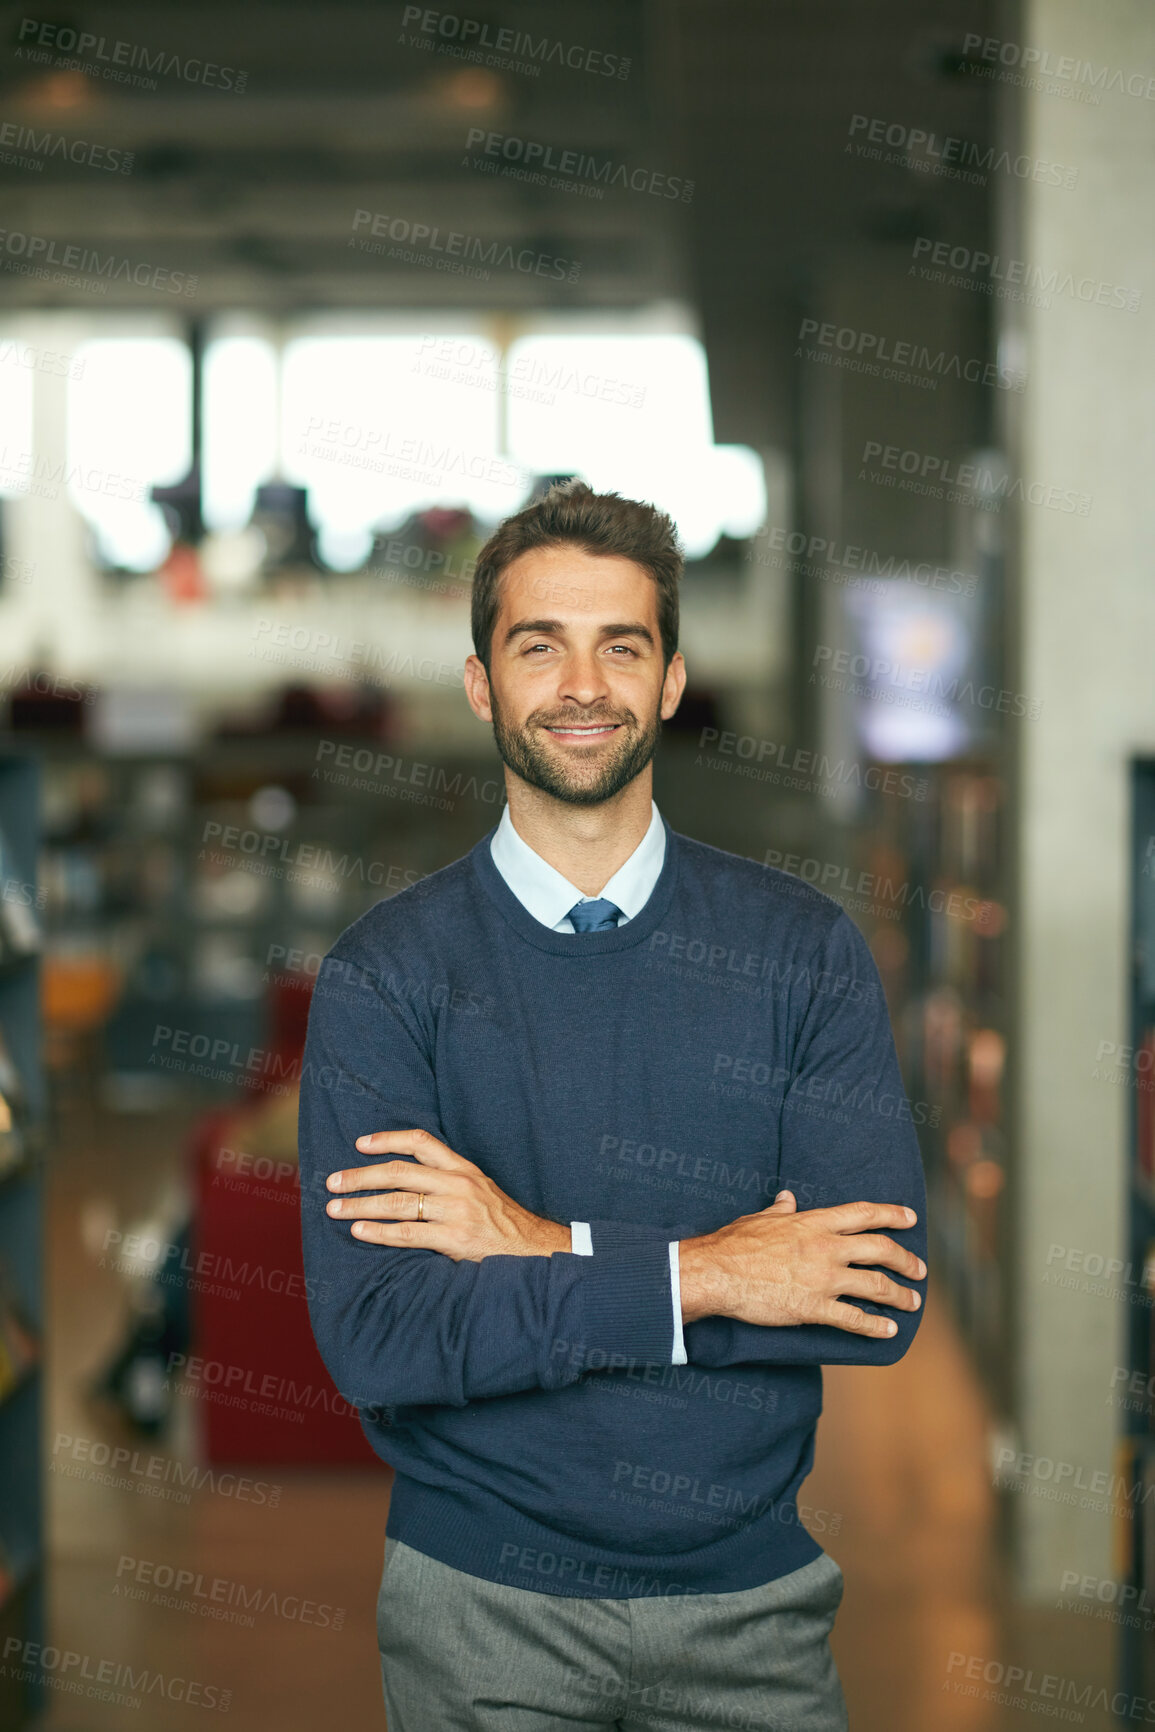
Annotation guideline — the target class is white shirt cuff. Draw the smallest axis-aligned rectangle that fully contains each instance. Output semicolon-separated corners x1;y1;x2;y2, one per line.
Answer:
570;1221;593;1256
669;1241;687;1364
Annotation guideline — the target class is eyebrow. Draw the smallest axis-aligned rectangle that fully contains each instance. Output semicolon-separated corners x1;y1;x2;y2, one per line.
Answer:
503;618;656;648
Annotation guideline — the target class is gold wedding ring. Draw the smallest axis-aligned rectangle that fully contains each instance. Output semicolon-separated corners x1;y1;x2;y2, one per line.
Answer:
416;1192;425;1222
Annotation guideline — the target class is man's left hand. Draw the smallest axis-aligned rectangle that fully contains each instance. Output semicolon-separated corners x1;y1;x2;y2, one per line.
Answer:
326;1129;571;1263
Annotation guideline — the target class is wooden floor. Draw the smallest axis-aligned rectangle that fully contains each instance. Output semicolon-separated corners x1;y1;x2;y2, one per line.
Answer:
38;1087;1114;1730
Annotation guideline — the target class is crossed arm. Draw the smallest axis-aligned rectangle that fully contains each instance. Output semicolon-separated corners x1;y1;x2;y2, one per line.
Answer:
326;1127;925;1344
298;917;927;1411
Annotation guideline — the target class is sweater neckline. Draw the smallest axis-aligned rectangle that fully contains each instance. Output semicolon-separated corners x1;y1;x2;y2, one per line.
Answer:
469;817;681;956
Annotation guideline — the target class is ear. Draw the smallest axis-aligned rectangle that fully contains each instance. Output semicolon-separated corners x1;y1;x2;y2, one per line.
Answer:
464;654;493;723
660;650;687;721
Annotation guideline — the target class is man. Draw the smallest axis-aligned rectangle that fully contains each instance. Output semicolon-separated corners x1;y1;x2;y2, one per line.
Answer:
298;482;927;1730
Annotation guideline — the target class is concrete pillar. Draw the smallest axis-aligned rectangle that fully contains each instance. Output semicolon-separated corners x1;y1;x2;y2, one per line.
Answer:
1005;0;1155;1597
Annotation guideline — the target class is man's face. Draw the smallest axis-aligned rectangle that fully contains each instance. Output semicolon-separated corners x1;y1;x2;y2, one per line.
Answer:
464;543;686;807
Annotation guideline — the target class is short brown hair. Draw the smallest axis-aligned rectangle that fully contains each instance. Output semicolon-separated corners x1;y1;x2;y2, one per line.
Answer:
470;480;683;672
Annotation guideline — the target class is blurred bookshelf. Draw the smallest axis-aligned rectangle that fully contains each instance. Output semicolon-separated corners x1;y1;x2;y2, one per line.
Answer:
27;729;505;1106
824;761;1012;1414
1119;760;1155;1702
0;753;46;1731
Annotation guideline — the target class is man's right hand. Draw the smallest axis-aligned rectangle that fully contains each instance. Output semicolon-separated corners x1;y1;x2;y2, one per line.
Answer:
678;1191;925;1339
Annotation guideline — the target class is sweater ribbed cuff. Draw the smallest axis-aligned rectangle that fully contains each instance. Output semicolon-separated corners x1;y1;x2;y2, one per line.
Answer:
574;1236;675;1366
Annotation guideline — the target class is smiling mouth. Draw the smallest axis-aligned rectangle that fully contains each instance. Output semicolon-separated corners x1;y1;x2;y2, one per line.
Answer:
543;723;622;741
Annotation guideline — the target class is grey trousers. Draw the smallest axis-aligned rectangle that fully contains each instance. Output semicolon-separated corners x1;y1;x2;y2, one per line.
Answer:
377;1537;848;1731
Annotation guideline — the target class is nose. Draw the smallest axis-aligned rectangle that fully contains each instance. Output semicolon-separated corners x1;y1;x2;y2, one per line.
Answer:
557;646;611;712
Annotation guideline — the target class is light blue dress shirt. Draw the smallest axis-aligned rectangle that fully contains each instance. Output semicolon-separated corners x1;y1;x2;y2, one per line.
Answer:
488;800;688;1365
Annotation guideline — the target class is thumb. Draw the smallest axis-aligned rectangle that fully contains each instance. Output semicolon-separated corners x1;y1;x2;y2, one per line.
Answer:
765;1189;797;1214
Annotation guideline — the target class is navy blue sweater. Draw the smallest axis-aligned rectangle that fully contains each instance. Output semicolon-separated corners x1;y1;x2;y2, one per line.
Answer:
297;820;927;1597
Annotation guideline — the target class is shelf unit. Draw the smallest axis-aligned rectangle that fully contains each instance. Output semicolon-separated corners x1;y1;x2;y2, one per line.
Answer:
819;760;1012;1414
0;752;45;1731
1119;760;1155;1701
31;735;503;1101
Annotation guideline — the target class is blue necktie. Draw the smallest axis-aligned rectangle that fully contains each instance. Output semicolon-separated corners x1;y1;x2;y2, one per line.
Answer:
567;898;623;933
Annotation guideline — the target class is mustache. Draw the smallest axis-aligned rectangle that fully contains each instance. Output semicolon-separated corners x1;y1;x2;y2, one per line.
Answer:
532;710;634;728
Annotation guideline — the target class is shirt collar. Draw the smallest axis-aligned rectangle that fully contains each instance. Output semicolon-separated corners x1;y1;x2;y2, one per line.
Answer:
490;800;666;931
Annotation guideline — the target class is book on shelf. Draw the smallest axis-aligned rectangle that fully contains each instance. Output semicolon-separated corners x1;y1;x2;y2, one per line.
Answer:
1137;1029;1155;1188
0;821;41;963
0;1027;27;1181
0;1260;38;1401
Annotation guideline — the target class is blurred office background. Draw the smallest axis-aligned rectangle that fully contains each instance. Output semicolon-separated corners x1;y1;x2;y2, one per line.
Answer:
0;0;1151;1725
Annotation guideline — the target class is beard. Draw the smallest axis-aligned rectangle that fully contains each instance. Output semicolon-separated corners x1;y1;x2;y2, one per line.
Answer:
489;690;662;807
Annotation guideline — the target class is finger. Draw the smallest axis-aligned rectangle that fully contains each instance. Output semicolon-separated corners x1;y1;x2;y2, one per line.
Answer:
762;1190;797;1214
823;1200;918;1234
329;1129;467;1190
837;1269;922;1311
351;1128;468;1170
326;1160;458;1196
347;1218;446;1249
821;1299;902;1339
328;1191;437;1222
835;1234;926;1279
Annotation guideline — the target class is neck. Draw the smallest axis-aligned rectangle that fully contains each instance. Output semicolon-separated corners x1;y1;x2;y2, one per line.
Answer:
502;769;654;897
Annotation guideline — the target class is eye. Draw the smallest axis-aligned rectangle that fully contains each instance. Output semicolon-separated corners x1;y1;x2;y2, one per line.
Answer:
606;643;637;656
